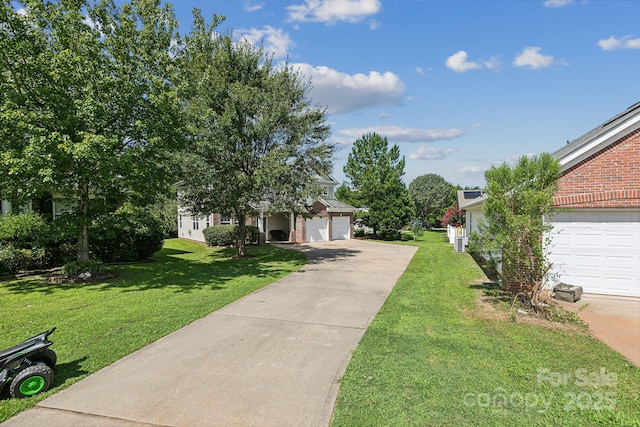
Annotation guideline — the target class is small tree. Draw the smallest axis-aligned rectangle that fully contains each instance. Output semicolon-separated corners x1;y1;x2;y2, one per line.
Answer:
177;13;333;257
342;133;412;238
0;0;184;262
472;153;561;308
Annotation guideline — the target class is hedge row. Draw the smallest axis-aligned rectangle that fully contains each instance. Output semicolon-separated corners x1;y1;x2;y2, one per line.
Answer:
0;206;164;275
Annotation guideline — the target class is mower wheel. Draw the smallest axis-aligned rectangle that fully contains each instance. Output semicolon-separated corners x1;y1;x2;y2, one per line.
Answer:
30;349;57;367
9;365;54;398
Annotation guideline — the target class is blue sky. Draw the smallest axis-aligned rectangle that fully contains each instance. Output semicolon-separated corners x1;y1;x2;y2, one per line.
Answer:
175;1;637;187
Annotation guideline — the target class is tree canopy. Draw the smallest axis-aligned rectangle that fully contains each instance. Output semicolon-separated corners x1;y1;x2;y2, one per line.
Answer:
472;153;561;308
0;0;184;261
341;133;412;237
408;173;457;228
176;12;333;256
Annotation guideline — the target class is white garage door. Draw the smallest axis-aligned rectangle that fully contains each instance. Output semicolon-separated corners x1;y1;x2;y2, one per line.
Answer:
548;211;640;297
306;218;328;242
331;216;351;240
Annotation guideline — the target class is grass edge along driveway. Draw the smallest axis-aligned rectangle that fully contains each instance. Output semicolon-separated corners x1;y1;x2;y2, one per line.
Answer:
0;238;306;423
331;232;640;427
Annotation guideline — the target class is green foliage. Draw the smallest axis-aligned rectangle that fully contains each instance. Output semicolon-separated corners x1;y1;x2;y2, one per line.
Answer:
408;174;457;227
0;0;185;262
203;225;238;247
410;223;424;240
0;213;47;249
146;194;179;239
61;260;106;276
342;133;413;237
472;153;561;306
177;15;332;257
89;205;164;262
0;245;47;274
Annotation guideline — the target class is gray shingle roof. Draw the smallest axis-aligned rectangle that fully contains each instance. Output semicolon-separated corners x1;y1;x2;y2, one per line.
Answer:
553;101;640;160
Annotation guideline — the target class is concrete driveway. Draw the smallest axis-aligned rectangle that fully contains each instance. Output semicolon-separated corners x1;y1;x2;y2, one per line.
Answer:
2;239;417;427
558;294;640;368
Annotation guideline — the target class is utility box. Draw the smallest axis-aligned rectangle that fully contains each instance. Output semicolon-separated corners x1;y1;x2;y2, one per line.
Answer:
553;283;583;303
454;237;467;253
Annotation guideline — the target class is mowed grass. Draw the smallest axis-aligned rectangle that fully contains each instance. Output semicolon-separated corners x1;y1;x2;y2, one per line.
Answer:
0;238;305;422
332;232;640;426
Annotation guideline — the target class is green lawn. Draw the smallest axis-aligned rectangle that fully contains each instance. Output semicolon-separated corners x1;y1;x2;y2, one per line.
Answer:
0;238;305;422
331;232;640;426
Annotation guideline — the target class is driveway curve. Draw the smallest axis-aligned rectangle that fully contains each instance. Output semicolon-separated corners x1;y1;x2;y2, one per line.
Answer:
2;239;417;427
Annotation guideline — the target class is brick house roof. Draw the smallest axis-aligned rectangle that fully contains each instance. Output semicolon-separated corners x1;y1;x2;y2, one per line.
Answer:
553;101;640;208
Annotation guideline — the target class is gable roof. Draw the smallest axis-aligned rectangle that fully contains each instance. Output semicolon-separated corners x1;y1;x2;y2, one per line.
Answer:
457;189;486;210
553;101;640;171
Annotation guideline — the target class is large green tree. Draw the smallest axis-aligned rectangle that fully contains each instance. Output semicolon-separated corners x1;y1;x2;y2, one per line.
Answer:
0;0;184;261
472;153;561;308
408;173;456;228
342;133;412;237
177;12;333;257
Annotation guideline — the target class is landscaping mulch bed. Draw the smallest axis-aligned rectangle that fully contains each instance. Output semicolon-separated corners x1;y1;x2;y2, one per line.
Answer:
47;270;119;285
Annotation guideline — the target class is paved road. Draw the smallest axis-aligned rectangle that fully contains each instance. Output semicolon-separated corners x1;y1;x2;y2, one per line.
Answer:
2;240;418;427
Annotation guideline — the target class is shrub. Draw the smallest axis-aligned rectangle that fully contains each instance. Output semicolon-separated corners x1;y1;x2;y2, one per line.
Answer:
0;213;47;249
0;245;48;274
61;260;106;276
90;205;164;262
203;225;237;247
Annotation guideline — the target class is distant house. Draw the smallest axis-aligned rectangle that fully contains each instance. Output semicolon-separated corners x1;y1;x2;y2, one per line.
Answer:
457;189;486;238
178;175;356;244
0;193;75;220
547;101;640;297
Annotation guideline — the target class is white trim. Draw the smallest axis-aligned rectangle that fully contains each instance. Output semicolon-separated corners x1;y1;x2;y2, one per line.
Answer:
560;114;640;171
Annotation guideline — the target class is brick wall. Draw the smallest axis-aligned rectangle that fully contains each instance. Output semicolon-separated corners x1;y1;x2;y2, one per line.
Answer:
554;129;640;208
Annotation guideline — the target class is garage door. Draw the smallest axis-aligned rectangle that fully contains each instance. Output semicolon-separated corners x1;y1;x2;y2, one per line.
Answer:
306;218;328;242
331;216;351;240
548;211;640;297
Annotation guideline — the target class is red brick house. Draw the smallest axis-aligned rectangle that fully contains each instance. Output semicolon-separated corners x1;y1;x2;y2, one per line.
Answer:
548;101;640;297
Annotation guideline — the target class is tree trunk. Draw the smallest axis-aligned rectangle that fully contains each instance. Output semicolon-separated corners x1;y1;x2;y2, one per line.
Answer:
237;213;246;257
77;183;90;262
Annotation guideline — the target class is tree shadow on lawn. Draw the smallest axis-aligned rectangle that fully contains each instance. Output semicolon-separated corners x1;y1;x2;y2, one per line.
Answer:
2;246;307;295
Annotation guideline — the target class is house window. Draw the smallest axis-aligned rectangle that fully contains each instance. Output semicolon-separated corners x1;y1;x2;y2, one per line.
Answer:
206;215;210;228
220;217;234;224
193;217;199;230
179;214;182;229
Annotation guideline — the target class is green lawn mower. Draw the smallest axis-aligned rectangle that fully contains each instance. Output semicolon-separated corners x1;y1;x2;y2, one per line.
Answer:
0;328;57;398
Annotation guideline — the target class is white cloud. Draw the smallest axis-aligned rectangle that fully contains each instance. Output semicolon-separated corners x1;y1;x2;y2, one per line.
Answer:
415;66;424;76
513;47;559;69
237;26;294;59
287;0;382;24
409;146;457;160
292;63;405;114
598;35;640;51
339;125;464;143
544;0;573;8
244;1;263;12
457;166;484;174
446;51;482;73
17;8;27;15
483;55;503;71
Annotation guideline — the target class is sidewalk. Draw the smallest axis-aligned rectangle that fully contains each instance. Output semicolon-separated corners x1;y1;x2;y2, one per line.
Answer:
2;240;418;427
